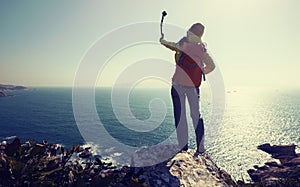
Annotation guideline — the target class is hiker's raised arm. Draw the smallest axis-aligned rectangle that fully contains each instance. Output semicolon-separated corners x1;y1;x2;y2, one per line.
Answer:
160;38;181;52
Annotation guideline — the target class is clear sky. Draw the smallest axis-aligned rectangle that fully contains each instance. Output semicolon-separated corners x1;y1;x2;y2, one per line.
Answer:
1;0;299;89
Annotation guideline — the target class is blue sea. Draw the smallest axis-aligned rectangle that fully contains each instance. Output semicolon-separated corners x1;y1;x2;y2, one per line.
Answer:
0;87;299;181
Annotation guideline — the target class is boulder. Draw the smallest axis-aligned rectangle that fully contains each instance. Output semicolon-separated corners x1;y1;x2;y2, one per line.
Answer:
247;143;300;186
130;144;236;187
258;143;296;157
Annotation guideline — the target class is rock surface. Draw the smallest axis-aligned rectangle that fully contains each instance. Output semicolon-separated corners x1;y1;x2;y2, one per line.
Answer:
1;138;236;187
3;137;298;186
247;144;300;186
131;144;236;187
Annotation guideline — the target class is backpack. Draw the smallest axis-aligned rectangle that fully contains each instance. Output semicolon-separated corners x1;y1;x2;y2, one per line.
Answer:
173;42;206;87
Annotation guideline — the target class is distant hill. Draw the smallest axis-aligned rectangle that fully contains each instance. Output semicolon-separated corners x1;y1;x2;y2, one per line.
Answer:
0;84;28;97
0;84;28;91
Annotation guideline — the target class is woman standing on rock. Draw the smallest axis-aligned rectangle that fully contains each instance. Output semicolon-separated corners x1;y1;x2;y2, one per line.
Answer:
160;23;215;154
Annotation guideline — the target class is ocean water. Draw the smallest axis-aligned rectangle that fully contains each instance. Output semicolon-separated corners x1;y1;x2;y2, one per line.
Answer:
0;87;299;180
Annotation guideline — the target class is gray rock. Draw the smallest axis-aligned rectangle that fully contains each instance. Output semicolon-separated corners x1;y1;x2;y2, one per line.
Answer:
248;143;300;186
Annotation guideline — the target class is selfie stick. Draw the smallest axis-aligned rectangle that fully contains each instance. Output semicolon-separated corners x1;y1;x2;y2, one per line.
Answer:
160;11;167;38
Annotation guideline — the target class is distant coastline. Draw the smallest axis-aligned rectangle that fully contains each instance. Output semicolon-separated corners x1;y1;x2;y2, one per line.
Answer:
0;84;28;97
